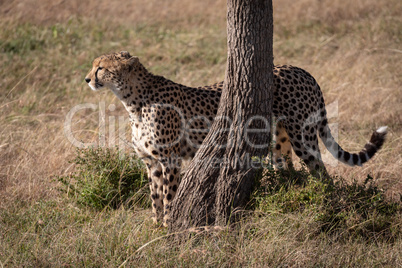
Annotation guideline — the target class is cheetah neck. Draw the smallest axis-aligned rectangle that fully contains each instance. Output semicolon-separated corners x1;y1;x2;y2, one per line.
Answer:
116;68;183;121
117;80;148;121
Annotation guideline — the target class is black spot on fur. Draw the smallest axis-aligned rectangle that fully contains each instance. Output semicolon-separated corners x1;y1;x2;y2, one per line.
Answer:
364;143;377;158
344;152;350;162
359;152;367;163
275;144;281;150
353;154;359;165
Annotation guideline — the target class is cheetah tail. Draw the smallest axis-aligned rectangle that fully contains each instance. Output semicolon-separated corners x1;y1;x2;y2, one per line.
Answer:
320;125;387;167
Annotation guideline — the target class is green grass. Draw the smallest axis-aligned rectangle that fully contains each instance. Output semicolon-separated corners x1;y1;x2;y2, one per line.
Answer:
256;167;401;242
57;147;149;209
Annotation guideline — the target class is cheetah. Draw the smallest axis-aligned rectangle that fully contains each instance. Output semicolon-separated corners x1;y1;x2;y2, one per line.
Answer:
85;51;387;226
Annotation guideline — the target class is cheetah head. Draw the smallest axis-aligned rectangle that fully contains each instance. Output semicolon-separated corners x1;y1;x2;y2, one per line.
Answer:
85;51;139;92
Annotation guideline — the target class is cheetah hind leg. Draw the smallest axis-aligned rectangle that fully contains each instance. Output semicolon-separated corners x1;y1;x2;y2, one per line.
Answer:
285;124;329;177
272;122;293;170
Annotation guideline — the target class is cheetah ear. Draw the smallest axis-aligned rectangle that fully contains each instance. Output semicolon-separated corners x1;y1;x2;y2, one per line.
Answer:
127;56;139;72
119;51;131;59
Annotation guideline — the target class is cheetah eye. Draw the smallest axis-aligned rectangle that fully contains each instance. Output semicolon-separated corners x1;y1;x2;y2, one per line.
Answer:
97;67;103;71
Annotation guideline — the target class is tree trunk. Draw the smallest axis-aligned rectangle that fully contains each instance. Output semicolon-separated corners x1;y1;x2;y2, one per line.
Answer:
169;0;273;231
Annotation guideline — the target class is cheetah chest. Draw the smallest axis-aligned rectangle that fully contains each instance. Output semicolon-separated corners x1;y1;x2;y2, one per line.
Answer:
130;118;153;159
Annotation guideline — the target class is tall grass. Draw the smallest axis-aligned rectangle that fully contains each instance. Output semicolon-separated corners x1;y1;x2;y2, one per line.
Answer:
1;147;401;266
0;0;401;266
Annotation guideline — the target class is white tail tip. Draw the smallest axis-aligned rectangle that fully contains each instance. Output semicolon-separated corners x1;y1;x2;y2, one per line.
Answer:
376;126;388;134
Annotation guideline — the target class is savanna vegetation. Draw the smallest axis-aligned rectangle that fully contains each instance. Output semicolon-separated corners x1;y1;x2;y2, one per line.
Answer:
1;0;401;266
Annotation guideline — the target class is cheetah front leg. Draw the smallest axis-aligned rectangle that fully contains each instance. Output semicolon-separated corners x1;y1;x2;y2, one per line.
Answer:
160;155;181;227
144;159;164;225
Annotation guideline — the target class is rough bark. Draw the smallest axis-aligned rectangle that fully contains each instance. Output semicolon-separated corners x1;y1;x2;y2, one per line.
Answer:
169;0;273;231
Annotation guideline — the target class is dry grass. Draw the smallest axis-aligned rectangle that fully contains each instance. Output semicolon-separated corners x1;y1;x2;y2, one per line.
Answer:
0;0;401;266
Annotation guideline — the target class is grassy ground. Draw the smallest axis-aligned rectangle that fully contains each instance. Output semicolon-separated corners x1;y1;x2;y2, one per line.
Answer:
1;0;401;266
